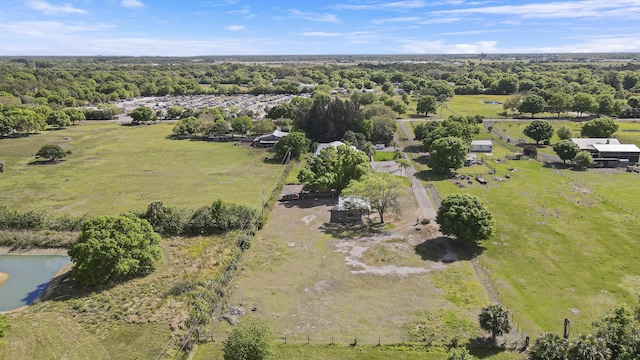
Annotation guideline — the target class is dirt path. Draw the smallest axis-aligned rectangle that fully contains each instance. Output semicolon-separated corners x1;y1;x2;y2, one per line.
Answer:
397;121;437;220
397;119;503;306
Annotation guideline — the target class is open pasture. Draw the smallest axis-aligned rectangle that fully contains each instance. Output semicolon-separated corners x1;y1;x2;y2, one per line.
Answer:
434;159;640;336
0;122;283;215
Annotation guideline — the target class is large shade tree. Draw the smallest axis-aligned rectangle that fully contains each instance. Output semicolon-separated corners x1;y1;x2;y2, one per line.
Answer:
274;132;311;160
429;136;469;173
436;194;494;246
553;140;580;163
35;144;71;162
523;120;554;144
67;214;162;286
130;106;155;124
298;144;370;193
341;172;405;223
580;117;619;138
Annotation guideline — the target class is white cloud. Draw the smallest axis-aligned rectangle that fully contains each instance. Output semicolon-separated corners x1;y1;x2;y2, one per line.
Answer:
225;25;245;31
398;39;498;53
121;0;144;9
302;32;341;37
0;21;109;36
28;1;86;15
418;17;462;24
371;16;422;24
434;0;640;19
288;9;340;23
334;1;428;11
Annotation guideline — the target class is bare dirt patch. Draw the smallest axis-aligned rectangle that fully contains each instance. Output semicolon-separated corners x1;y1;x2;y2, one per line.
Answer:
224;195;487;344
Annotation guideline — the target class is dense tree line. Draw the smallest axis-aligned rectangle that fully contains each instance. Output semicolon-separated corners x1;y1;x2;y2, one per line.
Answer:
1;58;638;115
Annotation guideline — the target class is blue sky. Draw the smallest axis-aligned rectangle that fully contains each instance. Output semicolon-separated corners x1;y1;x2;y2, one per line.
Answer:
1;0;639;56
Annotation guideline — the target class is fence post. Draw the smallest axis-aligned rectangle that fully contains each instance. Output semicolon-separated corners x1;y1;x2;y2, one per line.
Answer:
378;337;381;346
307;335;310;344
283;335;286;344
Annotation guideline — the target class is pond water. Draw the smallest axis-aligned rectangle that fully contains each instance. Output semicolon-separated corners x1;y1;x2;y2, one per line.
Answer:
0;254;70;312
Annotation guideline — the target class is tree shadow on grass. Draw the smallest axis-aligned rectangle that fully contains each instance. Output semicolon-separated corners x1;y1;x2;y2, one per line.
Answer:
414;236;484;262
414;169;448;182
39;269;151;302
467;337;508;358
27;159;65;165
319;221;389;239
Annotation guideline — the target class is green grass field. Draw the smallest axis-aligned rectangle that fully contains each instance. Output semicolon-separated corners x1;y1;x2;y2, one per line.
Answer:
433;159;640;336
0;122;284;215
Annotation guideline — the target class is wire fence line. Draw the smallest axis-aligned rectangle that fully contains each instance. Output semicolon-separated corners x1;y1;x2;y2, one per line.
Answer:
551;169;638;218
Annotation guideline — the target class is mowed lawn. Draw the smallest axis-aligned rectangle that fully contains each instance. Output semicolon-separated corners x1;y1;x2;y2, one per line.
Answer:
433;159;640;336
0;122;284;215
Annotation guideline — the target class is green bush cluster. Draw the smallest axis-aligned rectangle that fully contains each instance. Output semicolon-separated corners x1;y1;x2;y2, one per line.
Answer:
137;199;261;238
0;205;88;232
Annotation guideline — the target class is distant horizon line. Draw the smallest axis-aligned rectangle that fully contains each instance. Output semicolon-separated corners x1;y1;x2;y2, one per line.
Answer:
1;52;639;58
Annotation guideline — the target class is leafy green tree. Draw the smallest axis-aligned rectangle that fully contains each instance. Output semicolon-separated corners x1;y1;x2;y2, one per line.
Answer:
298;144;370;193
416;95;437;116
342;172;404;223
436;194;494;246
251;119;275;135
523;120;554;144
568;334;611;360
580;117;618;138
172;116;199;137
342;130;367;149
596;93;617;116
44;110;70;128
64;108;86;124
369;115;397;144
573;151;593;169
413;121;440;141
35;144;71;162
223;317;274;360
530;332;569;360
214;119;230;136
130;106;155;124
503;94;523;113
548;93;572;118
294;97;364;142
0;114;13;135
479;304;512;344
166;106;184;119
557;125;573;140
518;94;547;118
274;132;311;160
591;306;640;359
553;140;580;163
231;116;252;137
429;136;469;173
7;108;46;134
572;93;597;118
421;116;479;151
67;214;162;286
447;348;476;360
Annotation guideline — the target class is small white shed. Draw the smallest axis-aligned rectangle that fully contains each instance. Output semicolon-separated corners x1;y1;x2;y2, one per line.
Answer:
471;140;493;152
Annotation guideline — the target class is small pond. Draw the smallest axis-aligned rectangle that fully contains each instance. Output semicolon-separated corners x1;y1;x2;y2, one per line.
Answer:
0;254;70;312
